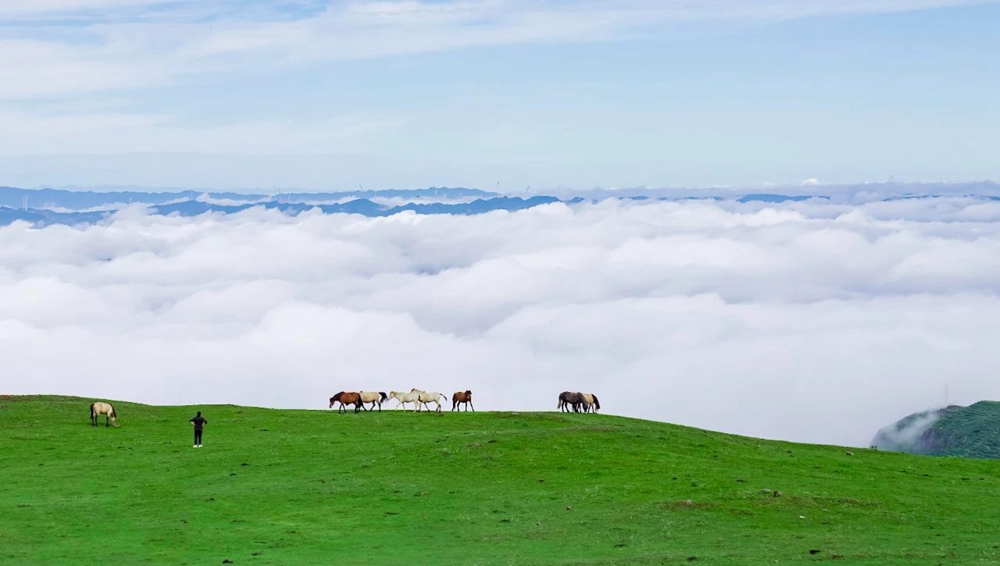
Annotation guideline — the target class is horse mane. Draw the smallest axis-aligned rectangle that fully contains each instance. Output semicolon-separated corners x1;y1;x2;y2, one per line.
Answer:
379;392;387;402
592;395;600;410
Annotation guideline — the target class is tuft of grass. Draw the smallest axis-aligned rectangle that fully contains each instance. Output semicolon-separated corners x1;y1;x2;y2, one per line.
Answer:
2;396;1000;564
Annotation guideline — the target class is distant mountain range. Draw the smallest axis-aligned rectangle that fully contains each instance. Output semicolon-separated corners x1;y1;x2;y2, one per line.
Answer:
0;184;568;226
147;196;562;218
1;184;999;227
0;186;496;211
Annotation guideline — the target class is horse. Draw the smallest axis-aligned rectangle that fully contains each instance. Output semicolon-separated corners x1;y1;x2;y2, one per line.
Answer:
329;391;363;414
359;391;388;412
389;390;422;411
90;402;119;427
557;391;585;413
452;390;474;412
411;388;446;413
581;393;601;413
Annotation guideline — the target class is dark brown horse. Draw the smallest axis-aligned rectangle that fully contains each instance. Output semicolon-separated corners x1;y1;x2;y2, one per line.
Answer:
329;391;363;414
557;391;585;413
452;390;474;412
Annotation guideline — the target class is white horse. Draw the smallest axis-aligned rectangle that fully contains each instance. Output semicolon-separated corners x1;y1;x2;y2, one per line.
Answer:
359;391;388;412
389;390;421;411
581;393;601;413
90;402;119;427
411;388;446;413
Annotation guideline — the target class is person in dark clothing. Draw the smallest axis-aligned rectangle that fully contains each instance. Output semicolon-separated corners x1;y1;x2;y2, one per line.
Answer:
190;411;207;448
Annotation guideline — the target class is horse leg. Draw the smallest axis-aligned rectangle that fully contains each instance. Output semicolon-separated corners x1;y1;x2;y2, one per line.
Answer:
469;401;474;412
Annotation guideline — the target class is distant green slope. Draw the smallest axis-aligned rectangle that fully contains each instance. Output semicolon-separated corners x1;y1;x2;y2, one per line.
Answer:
873;401;1000;459
3;395;1000;565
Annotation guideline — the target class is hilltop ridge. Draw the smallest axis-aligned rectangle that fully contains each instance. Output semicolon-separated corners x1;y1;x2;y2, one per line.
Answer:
873;401;1000;459
3;395;1000;564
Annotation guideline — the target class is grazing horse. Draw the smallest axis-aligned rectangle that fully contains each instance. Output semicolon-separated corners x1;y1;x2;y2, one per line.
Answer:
389;390;421;411
452;390;474;412
359;391;388;412
557;391;585;413
90;402;119;427
329;391;363;414
411;389;446;413
581;393;601;413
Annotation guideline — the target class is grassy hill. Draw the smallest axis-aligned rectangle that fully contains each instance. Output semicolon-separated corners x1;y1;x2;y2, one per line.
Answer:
873;401;1000;459
3;396;1000;565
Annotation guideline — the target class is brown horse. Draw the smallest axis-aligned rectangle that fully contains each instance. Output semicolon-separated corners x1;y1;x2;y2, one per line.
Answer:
90;402;119;427
329;391;363;414
452;390;474;412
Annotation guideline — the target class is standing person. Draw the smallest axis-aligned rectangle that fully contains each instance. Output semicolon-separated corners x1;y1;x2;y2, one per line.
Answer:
189;411;207;448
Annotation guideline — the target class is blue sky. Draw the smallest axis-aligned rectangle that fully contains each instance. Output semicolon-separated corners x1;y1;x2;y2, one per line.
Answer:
0;0;997;191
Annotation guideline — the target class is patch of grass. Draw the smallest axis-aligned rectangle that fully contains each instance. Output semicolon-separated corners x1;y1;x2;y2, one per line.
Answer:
2;396;1000;564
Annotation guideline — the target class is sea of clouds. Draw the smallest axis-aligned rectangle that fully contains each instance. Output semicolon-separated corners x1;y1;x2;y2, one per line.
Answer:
3;196;1000;447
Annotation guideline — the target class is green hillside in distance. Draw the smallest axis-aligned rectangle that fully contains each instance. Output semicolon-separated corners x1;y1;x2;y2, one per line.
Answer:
3;395;1000;565
872;401;1000;459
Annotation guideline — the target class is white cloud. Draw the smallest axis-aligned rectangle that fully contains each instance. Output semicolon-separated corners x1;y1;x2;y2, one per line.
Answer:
0;0;178;18
2;197;1000;448
1;0;994;99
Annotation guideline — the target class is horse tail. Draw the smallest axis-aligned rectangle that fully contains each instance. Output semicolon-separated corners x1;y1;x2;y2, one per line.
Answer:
592;395;600;410
90;403;95;418
380;392;387;402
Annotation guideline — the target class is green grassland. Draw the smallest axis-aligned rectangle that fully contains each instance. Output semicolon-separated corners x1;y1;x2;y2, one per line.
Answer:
2;396;1000;565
